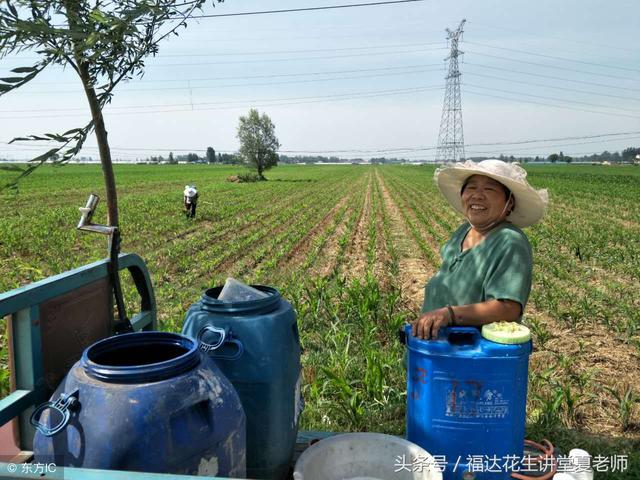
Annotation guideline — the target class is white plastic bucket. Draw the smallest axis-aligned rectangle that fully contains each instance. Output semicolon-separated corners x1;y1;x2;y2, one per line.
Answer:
293;433;443;480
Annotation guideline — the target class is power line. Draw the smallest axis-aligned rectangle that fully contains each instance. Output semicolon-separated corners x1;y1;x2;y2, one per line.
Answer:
466;72;640;103
466;41;640;74
141;46;445;67
4;45;445;73
465;83;640;115
466;50;639;81
465;62;640;93
30;63;444;87
187;1;427;19
10;40;445;63
7;131;638;154
465;136;640;155
39;0;428;28
466;131;640;147
464;89;640;120
0;85;444;120
468;21;639;55
157;41;445;57
7;65;444;97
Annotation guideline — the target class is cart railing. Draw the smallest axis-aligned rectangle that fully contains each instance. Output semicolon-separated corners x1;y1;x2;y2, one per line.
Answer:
0;253;156;455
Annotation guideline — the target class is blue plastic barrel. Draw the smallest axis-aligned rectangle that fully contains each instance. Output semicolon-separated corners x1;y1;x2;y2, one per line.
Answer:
32;331;245;477
404;325;531;480
182;285;302;480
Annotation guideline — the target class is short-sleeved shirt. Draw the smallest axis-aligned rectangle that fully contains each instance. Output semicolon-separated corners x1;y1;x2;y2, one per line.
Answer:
421;221;533;316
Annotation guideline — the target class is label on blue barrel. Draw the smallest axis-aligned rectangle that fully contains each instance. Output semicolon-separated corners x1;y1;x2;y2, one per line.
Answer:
445;383;510;419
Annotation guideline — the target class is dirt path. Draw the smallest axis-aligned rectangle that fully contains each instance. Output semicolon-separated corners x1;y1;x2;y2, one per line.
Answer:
371;171;395;289
339;171;373;281
275;189;353;274
309;175;367;280
377;171;436;311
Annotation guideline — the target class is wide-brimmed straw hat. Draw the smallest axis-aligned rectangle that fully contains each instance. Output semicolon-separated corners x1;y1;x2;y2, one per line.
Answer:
434;159;549;228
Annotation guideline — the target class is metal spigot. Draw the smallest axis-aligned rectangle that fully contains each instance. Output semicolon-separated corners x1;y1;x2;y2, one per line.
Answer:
77;194;116;235
76;194;132;334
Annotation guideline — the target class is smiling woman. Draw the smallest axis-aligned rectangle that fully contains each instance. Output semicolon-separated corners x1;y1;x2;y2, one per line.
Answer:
412;159;549;340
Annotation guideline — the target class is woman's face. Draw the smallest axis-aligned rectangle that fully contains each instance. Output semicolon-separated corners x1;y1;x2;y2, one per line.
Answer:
461;175;512;230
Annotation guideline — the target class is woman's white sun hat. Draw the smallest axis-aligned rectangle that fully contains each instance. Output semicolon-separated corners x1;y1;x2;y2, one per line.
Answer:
435;159;549;228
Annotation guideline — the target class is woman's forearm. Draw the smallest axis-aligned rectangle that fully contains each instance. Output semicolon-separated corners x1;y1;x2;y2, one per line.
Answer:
450;299;521;327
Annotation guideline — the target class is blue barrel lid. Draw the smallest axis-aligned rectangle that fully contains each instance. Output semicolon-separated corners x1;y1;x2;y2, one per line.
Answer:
404;324;531;357
199;285;281;315
82;332;201;383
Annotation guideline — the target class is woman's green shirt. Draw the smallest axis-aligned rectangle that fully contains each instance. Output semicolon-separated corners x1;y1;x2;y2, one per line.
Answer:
421;221;533;315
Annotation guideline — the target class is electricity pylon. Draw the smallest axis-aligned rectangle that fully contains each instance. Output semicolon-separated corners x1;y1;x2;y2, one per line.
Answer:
435;19;466;163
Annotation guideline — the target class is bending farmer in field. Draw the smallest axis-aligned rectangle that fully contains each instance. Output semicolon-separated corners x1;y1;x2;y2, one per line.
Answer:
183;185;199;219
412;159;548;339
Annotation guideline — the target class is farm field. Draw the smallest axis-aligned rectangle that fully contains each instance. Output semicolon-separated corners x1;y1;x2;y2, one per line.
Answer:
1;163;639;476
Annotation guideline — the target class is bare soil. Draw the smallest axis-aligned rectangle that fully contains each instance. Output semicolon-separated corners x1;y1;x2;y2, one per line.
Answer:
276;189;353;274
376;172;436;311
340;172;373;281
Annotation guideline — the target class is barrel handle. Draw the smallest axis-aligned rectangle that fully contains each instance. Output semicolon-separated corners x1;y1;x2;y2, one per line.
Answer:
30;389;80;437
197;326;244;361
197;325;227;352
441;326;481;346
213;338;244;361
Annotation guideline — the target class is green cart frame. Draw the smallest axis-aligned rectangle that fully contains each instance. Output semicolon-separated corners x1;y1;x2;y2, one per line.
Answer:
0;254;325;479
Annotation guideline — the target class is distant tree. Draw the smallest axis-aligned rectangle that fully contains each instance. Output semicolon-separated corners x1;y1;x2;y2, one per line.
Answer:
237;109;280;180
168;152;177;164
622;147;638;163
622;147;640;163
565;155;573;164
206;147;216;164
218;153;237;164
186;153;200;163
548;153;559;163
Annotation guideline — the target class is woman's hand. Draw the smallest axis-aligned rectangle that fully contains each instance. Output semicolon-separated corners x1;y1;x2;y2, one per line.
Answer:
412;307;452;340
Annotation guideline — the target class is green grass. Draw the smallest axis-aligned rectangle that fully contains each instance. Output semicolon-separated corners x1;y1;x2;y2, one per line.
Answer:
1;163;639;477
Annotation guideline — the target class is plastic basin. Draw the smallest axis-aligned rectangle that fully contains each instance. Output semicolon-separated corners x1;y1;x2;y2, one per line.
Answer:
294;433;443;480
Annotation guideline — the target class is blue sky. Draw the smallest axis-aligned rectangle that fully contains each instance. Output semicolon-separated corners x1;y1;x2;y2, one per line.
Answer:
1;0;639;161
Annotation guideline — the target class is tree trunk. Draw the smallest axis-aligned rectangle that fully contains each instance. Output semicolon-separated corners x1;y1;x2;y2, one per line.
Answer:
79;67;118;227
65;1;118;227
257;154;264;180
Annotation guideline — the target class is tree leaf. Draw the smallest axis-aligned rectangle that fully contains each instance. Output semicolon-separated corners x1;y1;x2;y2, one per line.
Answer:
11;66;38;74
44;133;68;142
28;148;60;165
88;8;109;25
0;77;24;83
62;127;83;136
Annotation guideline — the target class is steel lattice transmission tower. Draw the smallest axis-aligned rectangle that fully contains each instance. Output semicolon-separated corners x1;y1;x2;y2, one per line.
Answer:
435;19;466;163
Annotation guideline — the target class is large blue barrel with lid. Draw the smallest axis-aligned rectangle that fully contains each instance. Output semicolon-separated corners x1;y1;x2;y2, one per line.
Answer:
404;325;531;480
182;285;302;480
32;331;245;477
